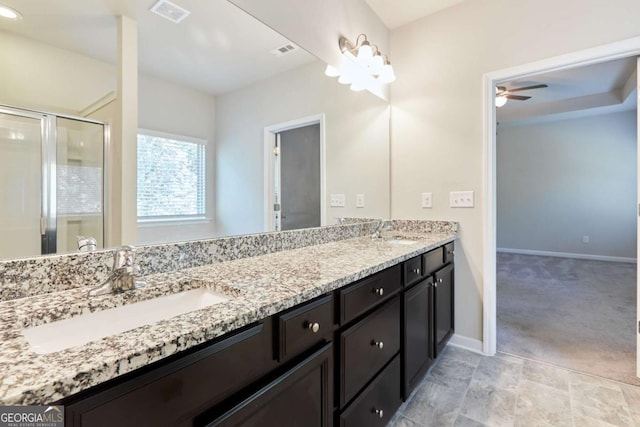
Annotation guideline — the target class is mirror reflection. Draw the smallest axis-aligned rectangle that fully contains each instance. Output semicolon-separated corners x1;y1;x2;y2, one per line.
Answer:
0;0;390;260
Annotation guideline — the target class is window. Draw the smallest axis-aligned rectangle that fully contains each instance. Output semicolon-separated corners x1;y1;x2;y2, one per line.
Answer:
57;165;103;215
137;130;206;220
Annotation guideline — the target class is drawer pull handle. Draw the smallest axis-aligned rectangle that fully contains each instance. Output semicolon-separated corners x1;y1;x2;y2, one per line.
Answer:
439;278;444;283
373;287;384;296
373;408;384;418
412;268;420;274
371;340;384;349
307;322;320;333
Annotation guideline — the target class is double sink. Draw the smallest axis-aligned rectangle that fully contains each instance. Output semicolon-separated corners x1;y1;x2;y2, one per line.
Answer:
21;234;420;355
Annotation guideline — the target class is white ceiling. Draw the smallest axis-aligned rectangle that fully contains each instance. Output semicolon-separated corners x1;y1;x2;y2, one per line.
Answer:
364;0;466;29
497;56;638;125
0;0;316;95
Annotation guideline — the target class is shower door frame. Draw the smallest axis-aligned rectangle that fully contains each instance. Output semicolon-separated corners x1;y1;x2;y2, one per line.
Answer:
0;104;110;255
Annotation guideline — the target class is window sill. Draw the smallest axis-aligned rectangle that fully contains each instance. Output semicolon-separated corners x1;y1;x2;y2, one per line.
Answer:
137;217;212;227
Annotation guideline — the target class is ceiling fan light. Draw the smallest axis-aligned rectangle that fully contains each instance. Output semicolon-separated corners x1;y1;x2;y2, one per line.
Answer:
495;96;508;107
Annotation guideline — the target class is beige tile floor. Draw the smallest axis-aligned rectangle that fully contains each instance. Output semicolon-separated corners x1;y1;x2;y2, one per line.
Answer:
389;345;640;427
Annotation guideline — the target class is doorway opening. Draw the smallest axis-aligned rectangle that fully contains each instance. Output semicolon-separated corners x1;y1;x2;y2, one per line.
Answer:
264;114;326;232
483;37;640;383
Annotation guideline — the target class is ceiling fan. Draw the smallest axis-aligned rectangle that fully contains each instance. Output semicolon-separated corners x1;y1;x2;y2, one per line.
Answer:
495;84;548;107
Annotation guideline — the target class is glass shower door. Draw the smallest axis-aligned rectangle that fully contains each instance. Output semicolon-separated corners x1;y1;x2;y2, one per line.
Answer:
0;111;44;258
56;117;105;253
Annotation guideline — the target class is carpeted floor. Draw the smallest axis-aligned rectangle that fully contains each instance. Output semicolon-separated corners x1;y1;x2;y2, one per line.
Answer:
497;252;639;386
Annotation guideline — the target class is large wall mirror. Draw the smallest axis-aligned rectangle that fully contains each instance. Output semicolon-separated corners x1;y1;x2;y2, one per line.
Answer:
0;0;390;260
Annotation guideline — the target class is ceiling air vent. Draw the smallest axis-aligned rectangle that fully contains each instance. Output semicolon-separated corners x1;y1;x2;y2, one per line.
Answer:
270;43;299;57
150;0;191;23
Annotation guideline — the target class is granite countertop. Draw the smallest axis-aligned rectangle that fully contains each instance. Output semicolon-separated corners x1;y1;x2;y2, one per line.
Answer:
0;231;455;405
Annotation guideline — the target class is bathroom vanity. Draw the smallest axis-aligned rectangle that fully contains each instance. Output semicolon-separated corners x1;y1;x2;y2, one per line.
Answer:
0;222;456;427
51;238;455;426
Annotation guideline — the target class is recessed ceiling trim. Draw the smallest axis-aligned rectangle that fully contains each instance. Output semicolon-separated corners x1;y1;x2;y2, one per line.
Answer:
150;0;190;24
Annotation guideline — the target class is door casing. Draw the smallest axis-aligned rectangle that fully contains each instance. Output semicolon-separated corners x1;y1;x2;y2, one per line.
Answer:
263;114;326;232
482;36;640;380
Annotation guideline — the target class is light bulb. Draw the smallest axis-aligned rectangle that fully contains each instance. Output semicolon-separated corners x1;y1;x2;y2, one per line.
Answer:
378;63;396;84
495;96;508;107
371;53;384;75
338;60;357;84
324;64;340;77
0;5;21;19
357;41;373;65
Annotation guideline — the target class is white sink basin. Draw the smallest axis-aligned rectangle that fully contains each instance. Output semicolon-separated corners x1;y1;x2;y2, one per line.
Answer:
23;288;231;354
385;239;418;245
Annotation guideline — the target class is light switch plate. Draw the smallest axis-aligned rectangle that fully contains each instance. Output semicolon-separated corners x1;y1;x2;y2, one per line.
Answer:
356;194;365;208
330;194;346;207
450;191;474;208
421;192;432;208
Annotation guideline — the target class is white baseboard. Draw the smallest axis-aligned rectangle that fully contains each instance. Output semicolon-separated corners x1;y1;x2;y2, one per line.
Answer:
497;247;636;264
448;334;485;355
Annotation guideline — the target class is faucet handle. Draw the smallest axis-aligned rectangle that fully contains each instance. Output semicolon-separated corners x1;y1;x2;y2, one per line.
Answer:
113;245;137;269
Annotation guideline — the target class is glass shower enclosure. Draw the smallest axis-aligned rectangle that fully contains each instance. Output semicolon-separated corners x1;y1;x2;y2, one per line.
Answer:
0;105;107;258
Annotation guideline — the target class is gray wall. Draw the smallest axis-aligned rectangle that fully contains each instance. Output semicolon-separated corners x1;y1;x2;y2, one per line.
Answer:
497;111;637;259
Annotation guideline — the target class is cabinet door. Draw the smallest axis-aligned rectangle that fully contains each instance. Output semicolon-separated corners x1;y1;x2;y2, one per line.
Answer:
202;343;332;427
64;322;273;427
403;278;433;399
434;263;454;357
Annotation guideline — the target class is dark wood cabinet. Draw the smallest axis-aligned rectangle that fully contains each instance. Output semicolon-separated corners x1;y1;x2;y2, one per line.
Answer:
200;344;333;427
60;240;454;427
339;355;401;427
339;297;400;407
402;255;423;287
338;265;401;325
434;263;455;357
402;278;433;398
277;294;334;362
63;322;274;427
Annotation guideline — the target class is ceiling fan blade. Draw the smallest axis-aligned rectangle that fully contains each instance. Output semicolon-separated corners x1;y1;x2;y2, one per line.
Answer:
507;84;548;93
505;95;531;101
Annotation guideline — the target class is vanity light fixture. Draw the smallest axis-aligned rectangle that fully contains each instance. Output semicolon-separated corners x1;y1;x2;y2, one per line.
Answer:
325;33;396;92
0;4;22;20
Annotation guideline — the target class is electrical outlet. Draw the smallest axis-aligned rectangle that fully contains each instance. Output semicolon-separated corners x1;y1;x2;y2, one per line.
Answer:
356;194;365;208
582;235;589;243
450;191;474;208
330;194;345;207
421;192;432;208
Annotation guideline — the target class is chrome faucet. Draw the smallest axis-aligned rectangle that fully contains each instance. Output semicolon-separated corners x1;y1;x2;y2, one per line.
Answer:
371;220;393;239
370;220;384;239
88;245;147;296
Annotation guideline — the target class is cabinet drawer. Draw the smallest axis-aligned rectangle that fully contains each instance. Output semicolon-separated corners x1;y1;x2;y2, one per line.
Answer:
277;294;333;361
340;297;400;406
339;355;401;427
423;247;444;276
339;265;401;325
403;255;423;286
444;242;455;265
64;322;272;427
